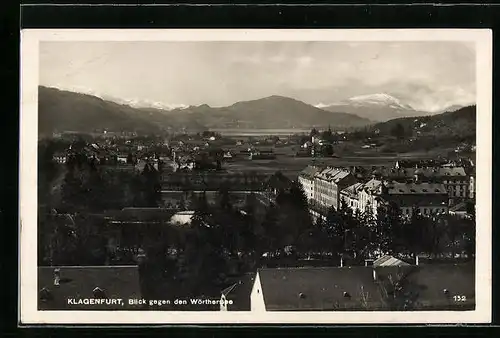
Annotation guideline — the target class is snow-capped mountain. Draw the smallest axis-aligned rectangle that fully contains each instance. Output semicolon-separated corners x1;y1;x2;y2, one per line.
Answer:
98;94;189;111
125;99;189;111
345;93;415;110
316;93;431;122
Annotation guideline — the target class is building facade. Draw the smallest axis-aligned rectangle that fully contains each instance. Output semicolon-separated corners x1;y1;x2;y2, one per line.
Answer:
298;165;320;203
374;167;469;205
357;179;384;216
313;167;357;210
339;182;364;213
355;179;449;218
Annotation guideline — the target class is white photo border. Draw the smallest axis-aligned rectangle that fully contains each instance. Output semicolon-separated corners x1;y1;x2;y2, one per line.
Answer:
19;29;492;324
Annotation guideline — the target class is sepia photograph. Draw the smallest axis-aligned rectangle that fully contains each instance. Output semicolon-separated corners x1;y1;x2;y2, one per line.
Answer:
19;29;492;324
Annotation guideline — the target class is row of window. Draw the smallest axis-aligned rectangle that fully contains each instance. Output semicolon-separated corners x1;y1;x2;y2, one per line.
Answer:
401;207;447;215
449;185;467;191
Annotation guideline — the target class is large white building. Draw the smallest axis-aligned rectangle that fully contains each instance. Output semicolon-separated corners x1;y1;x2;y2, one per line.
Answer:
298;165;320;203
357;179;385;216
339;182;364;212
374;167;470;204
313;167;357;210
354;178;449;218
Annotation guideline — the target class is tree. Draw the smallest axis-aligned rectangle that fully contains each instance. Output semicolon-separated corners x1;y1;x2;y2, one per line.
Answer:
142;164;161;207
321;127;333;142
320;143;334;157
243;192;258;217
390;123;407;140
259;203;280;254
337;199;362;259
375;201;402;255
351;209;379;259
378;268;420;311
191;192;211;227
126;152;134;164
288;180;309;210
299;136;310;145
217;183;232;211
38;140;60;204
271;180;312;252
60;165;86;212
310;128;319;137
182;192;231;295
324;206;343;255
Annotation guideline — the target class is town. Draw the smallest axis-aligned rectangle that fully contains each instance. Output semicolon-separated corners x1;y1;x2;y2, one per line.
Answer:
37;125;476;312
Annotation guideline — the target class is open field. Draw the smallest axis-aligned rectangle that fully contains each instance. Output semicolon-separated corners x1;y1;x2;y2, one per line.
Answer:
211;128;311;136
223;152;442;179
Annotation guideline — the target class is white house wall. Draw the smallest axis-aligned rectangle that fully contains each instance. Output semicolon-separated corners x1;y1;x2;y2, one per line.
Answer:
250;272;266;312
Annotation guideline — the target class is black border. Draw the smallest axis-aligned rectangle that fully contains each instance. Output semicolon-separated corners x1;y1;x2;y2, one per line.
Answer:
19;4;499;29
7;2;499;335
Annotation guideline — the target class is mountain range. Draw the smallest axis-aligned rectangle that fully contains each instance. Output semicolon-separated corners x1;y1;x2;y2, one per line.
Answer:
38;86;471;135
38;86;370;134
315;93;463;122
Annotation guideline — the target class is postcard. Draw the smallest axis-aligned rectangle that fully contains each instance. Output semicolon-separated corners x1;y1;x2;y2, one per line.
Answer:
19;29;492;324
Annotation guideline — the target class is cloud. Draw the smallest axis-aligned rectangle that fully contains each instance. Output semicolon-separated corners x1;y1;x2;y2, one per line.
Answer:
40;41;476;110
269;55;286;63
296;56;313;67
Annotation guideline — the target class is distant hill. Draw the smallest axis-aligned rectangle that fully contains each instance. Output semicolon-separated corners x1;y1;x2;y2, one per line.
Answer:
371;105;476;138
162;95;371;130
38;86;162;135
318;93;435;122
38;87;372;134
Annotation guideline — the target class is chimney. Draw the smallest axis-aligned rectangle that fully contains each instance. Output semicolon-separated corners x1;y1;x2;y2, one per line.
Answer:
53;268;60;286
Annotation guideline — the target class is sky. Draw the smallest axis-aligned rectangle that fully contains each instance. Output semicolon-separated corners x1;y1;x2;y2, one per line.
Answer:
39;41;476;112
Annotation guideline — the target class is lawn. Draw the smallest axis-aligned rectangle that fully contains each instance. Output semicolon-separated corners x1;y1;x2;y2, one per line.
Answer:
223;153;423;179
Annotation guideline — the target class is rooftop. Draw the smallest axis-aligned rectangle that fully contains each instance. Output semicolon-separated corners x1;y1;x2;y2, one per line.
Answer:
299;165;321;179
257;266;384;311
256;263;475;311
362;179;383;193
38;265;142;310
169;211;195;226
221;273;256;311
315;167;351;183
378;167;467;178
386;182;448;195
105;208;176;223
449;202;469;213
373;255;411;267
341;182;364;198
